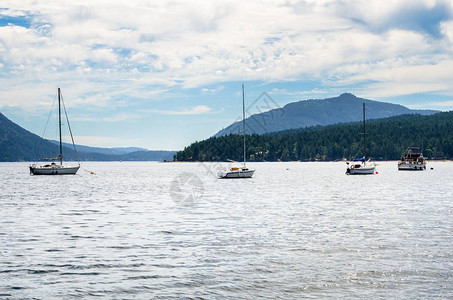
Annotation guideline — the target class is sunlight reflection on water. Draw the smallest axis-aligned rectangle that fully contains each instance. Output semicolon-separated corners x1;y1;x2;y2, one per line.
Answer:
0;161;452;298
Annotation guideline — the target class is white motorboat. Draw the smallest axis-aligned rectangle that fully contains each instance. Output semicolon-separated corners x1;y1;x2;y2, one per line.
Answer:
398;147;426;171
218;84;255;179
30;88;80;175
346;103;376;175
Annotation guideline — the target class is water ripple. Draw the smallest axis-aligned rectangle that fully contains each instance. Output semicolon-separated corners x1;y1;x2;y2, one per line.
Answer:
0;161;452;299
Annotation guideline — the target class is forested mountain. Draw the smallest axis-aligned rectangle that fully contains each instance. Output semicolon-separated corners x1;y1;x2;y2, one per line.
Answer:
0;112;59;162
175;111;453;162
216;93;437;136
0;113;175;162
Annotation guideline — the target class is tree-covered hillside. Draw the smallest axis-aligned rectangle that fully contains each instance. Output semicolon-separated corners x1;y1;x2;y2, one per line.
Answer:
215;93;437;136
0;113;175;162
175;112;453;161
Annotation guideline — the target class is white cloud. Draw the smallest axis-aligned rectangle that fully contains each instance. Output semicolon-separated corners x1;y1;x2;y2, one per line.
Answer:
0;0;452;110
441;20;453;41
344;58;453;98
201;85;224;94
268;88;329;96
407;100;453;111
410;100;453;107
149;105;212;115
72;112;142;123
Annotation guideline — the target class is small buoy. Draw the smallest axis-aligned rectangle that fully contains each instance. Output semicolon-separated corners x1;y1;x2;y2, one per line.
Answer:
375;171;379;174
286;168;289;170
90;171;94;174
430;167;433;170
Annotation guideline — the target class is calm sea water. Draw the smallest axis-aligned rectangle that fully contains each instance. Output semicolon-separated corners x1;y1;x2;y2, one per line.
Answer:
1;161;452;299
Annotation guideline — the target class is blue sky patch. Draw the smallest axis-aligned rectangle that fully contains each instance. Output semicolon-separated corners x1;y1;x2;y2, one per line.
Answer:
0;10;32;28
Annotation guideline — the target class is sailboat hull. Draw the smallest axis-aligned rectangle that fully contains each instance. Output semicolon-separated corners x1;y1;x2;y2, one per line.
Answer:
218;169;255;178
346;165;375;175
30;165;80;175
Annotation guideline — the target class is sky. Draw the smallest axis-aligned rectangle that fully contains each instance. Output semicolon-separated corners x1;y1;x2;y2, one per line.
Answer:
1;0;453;150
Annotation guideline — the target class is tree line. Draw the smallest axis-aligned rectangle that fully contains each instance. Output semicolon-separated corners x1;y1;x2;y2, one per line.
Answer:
174;112;453;162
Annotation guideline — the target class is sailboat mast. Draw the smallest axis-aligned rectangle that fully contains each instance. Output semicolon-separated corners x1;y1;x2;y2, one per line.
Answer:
363;102;366;160
58;88;63;165
242;84;246;168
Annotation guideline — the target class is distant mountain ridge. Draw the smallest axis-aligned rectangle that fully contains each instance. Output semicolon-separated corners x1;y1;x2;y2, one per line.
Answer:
48;140;149;156
0;112;175;162
215;93;438;136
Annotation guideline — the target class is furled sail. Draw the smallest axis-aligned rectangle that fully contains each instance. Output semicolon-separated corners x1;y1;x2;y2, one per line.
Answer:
39;155;61;161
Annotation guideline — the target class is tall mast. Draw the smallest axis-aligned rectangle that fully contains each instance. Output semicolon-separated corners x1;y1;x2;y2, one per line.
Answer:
363;102;366;160
58;88;63;165
242;84;246;167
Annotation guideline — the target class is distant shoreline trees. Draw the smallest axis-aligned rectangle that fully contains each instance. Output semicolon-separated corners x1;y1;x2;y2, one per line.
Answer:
175;112;453;162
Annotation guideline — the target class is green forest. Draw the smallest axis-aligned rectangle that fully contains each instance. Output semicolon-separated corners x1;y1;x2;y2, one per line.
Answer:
174;112;453;162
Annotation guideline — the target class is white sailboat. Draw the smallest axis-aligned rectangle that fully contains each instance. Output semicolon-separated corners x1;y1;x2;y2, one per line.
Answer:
218;84;255;179
346;103;376;175
30;88;80;175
